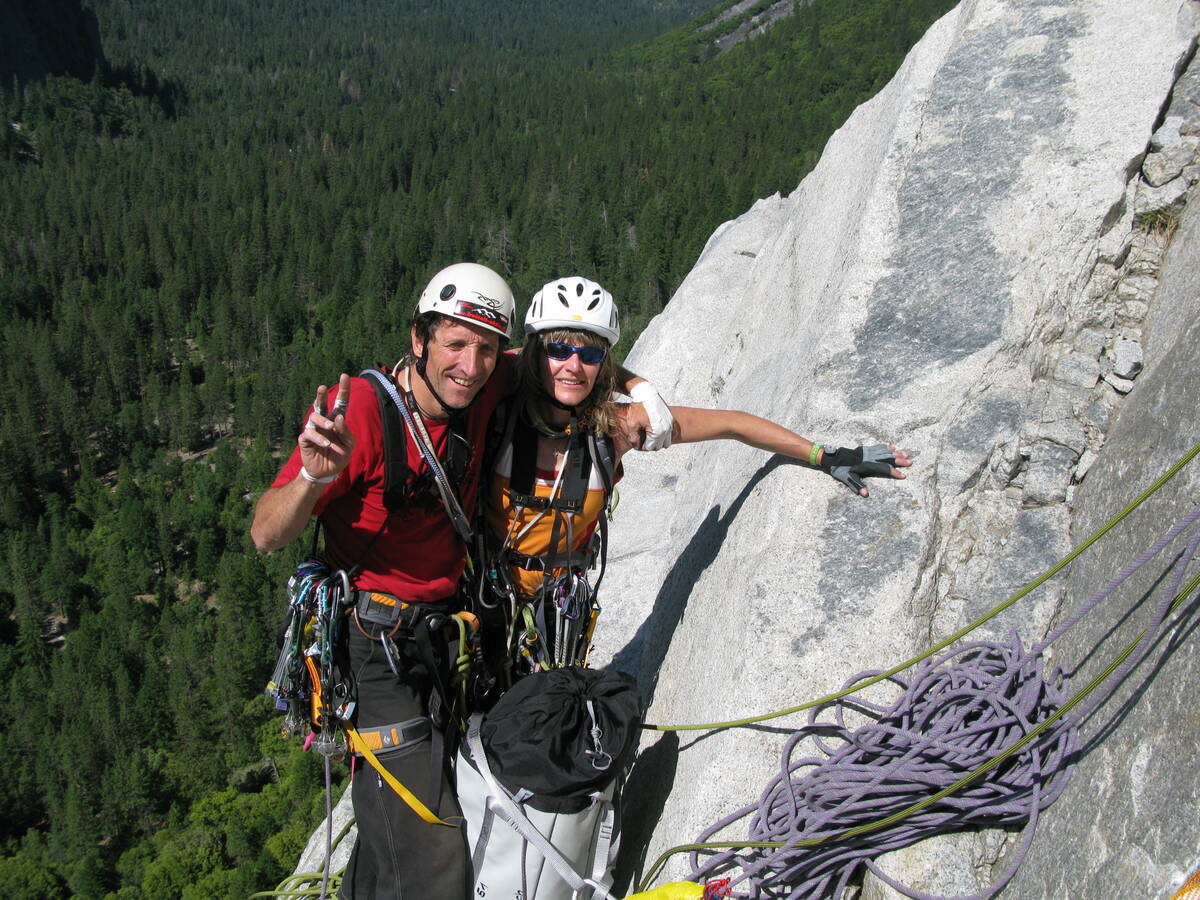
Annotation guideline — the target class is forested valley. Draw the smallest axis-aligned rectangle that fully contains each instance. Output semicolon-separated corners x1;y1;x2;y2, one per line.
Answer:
0;0;957;895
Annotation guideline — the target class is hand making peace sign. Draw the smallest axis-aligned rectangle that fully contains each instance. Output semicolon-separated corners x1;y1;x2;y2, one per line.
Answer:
297;373;356;482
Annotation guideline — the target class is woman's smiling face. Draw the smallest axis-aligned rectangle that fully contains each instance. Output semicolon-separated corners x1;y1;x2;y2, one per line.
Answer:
542;344;602;407
539;332;609;409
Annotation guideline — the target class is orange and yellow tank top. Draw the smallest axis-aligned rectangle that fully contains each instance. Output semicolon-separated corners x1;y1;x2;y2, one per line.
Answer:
486;438;609;597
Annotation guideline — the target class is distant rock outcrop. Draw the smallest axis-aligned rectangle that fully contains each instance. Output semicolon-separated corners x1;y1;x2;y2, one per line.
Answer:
597;0;1200;896
0;0;105;86
700;0;797;56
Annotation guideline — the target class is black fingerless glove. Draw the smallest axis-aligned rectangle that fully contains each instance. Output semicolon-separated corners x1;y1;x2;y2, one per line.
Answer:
821;444;896;493
819;446;863;471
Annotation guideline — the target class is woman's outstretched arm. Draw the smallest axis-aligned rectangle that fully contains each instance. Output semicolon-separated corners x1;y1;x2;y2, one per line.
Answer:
620;404;912;497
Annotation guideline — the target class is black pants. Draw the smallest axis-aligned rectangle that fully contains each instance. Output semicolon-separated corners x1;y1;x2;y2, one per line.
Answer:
338;622;470;900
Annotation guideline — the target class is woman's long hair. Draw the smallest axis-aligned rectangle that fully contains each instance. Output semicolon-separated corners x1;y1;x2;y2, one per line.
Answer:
517;329;618;436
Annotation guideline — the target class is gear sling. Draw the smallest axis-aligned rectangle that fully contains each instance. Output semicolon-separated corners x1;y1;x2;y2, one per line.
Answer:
472;402;617;701
265;366;481;825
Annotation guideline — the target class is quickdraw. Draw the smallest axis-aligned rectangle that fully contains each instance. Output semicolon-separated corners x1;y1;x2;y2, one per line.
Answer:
265;557;356;760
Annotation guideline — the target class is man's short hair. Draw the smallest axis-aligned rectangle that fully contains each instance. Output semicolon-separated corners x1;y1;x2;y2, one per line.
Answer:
411;310;445;348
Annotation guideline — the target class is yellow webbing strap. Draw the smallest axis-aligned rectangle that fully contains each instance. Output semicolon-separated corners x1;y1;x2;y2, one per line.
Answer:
1171;866;1200;900
345;727;458;828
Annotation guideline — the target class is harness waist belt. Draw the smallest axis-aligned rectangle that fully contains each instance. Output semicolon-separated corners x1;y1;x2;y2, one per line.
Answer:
507;548;595;573
353;590;451;631
354;716;431;754
509;490;584;514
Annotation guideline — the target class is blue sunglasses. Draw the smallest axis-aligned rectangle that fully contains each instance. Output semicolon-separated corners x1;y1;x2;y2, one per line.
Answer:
544;341;607;365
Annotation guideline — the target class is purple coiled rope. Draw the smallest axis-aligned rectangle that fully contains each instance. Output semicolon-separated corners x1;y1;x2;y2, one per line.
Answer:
690;506;1200;900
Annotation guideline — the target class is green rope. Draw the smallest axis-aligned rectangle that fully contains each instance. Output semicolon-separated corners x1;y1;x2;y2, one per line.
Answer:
249;875;335;899
643;439;1200;733
250;818;352;898
250;868;344;899
248;889;332;900
637;566;1200;891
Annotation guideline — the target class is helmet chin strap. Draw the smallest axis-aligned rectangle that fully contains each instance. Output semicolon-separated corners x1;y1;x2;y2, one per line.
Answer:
537;381;577;413
524;397;575;439
414;352;471;417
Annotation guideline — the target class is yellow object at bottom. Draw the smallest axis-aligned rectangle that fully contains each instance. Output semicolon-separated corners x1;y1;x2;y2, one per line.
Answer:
625;883;705;900
1172;866;1200;899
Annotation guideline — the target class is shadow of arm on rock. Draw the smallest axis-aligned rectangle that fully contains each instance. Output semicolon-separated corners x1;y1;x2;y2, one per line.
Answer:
609;455;793;707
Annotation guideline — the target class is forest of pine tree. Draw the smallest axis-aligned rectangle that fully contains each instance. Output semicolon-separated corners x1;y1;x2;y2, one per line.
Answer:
0;0;958;894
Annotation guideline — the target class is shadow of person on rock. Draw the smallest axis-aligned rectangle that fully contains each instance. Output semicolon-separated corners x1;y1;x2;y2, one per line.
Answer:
610;455;803;891
612;729;680;896
610;454;791;706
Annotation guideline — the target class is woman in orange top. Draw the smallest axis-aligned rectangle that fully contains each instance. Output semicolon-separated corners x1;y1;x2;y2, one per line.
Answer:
476;276;911;690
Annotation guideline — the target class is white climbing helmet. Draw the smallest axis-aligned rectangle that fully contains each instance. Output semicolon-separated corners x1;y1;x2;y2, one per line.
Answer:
417;262;515;340
524;276;620;345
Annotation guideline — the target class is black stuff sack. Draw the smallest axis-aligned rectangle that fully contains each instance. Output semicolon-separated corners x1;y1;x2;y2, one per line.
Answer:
478;666;642;813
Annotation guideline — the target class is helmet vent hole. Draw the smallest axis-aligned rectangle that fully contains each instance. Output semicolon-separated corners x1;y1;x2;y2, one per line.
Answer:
575;282;584;296
586;289;601;310
439;284;456;301
557;290;570;307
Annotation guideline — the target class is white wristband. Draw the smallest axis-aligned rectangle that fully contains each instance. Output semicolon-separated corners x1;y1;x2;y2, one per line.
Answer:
630;381;674;450
300;466;336;484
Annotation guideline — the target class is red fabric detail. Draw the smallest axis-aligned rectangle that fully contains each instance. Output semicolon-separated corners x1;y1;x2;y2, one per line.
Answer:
272;355;516;602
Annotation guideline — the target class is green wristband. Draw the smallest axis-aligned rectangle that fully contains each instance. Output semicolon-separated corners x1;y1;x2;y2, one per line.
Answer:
808;443;823;467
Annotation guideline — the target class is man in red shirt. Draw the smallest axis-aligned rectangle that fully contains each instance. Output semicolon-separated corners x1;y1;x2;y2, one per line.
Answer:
252;262;520;900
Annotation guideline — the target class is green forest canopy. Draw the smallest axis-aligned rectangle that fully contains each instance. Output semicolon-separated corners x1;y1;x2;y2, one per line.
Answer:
0;0;957;895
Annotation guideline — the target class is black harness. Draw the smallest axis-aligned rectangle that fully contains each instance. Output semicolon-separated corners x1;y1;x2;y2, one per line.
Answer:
360;365;472;519
471;400;616;696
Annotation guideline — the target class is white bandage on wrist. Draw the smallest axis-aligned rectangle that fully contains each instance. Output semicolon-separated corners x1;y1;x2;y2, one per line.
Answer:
300;466;336;484
630;381;674;450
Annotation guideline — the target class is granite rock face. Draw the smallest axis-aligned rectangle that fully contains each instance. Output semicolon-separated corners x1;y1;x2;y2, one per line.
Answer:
293;785;354;885
1010;177;1200;900
593;0;1200;897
